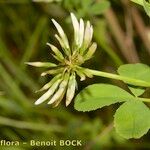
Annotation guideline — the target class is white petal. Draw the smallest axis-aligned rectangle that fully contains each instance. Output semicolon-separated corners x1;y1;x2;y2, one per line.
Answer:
84;42;97;60
47;88;65;105
35;79;61;105
75;69;86;81
47;79;68;105
90;25;93;42
52;91;65;107
52;19;69;49
46;43;64;60
78;18;84;48
66;73;76;106
71;13;79;46
81;21;93;53
55;34;70;56
41;68;64;76
36;74;61;92
55;34;65;48
25;62;56;67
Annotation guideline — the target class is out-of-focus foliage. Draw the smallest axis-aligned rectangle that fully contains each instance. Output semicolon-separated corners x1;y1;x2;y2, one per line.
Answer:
63;0;110;17
0;0;150;149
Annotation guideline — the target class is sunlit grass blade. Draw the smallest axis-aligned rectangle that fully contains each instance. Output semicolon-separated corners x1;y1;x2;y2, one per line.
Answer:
0;38;40;91
21;17;47;68
0;64;30;107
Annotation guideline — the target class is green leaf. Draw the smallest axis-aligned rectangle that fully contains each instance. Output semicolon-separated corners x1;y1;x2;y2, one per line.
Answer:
131;0;143;5
117;63;150;95
143;0;150;17
90;1;110;15
131;0;150;17
128;85;145;97
74;84;134;112
114;100;150;139
118;63;150;82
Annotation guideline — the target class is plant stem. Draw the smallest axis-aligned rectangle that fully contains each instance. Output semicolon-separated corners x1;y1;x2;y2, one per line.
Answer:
86;68;150;87
138;97;150;103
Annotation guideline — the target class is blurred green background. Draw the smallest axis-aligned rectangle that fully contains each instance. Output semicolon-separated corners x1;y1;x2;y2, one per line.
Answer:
0;0;150;149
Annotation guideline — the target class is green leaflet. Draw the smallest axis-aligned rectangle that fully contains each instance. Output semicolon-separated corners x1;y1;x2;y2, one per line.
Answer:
143;0;150;17
118;63;150;82
117;63;150;96
74;84;134;112
131;0;143;5
131;0;150;17
114;100;150;139
128;85;145;97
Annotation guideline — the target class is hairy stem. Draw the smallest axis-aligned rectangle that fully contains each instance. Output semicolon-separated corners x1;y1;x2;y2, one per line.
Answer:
86;68;150;87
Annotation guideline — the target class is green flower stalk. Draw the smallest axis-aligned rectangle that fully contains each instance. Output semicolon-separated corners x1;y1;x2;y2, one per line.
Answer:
27;13;97;107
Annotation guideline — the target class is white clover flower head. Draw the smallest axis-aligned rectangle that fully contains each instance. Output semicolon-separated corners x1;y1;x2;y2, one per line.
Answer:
26;13;97;107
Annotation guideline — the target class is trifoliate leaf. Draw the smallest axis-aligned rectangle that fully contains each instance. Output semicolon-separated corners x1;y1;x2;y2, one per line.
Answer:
114;100;150;139
74;84;134;112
